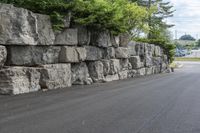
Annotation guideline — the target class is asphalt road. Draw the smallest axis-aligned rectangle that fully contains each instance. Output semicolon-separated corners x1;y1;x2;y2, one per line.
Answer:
1;62;200;133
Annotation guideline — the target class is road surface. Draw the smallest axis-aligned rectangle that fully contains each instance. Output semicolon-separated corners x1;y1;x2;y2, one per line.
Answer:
0;62;200;133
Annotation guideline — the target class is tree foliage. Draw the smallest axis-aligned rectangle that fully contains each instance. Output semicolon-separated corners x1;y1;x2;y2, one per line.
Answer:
179;34;196;41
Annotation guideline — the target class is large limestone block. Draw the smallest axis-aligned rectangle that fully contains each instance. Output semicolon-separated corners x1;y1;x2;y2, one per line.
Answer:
0;4;55;45
119;33;130;47
101;60;111;76
88;61;104;82
39;64;71;90
36;14;55;45
144;55;153;67
135;42;145;56
154;46;162;57
0;45;7;67
118;70;128;80
128;41;137;56
0;67;41;95
85;46;103;61
77;26;90;45
6;46;61;66
59;46;86;63
54;28;78;45
128;70;137;78
137;68;146;76
120;59;132;71
71;62;93;85
111;35;120;48
152;57;162;66
90;30;112;48
109;59;120;75
104;47;115;59
103;74;119;82
129;56;144;69
115;47;129;59
146;67;154;75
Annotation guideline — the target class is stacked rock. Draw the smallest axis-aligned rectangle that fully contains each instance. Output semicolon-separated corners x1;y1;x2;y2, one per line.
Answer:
0;4;169;95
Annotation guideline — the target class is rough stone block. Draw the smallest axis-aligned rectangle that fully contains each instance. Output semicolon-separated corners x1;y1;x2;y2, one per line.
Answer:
36;14;55;45
90;30;112;48
72;62;93;85
135;42;145;56
146;67;154;75
39;64;71;90
0;4;55;45
128;41;137;56
54;28;78;45
6;46;61;66
103;74;119;82
59;46;86;63
111;35;119;48
0;67;41;95
0;45;7;67
88;61;104;82
118;70;128;80
128;70;137;78
85;46;103;61
104;47;115;59
120;59;132;71
77;26;90;45
115;47;129;59
101;60;111;76
109;59;120;75
129;56;144;69
137;68;146;76
154;46;162;57
119;33;130;47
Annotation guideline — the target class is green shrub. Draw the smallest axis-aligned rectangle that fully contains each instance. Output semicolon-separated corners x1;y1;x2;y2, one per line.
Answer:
0;0;148;34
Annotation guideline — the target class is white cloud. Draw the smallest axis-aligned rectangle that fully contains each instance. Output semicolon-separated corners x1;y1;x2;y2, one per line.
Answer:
166;0;200;39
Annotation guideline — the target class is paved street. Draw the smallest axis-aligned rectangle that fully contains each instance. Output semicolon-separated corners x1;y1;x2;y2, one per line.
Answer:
0;62;200;133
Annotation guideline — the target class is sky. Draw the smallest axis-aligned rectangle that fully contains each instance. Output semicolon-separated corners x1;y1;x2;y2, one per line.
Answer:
166;0;200;39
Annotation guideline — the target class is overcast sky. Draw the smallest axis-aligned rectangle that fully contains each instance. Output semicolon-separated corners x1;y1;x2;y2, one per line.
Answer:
166;0;200;39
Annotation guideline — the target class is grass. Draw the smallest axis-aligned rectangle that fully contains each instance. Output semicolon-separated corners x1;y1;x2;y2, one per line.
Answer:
175;57;200;62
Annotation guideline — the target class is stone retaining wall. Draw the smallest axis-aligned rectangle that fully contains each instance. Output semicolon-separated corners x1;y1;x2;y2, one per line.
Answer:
0;4;170;95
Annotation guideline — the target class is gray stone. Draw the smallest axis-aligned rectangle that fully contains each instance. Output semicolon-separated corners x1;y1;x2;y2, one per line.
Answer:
0;4;55;45
111;35;119;48
0;45;7;67
77;26;90;45
120;59;132;71
144;55;153;67
76;47;87;61
154;46;162;57
115;47;129;59
118;70;128;80
72;62;93;85
54;28;78;45
88;61;104;82
6;46;61;66
135;42;145;56
59;46;86;63
36;14;55;45
137;68;146;76
109;59;120;75
152;57;162;66
90;30;112;48
128;70;137;78
128;41;137;56
0;67;41;95
85;46;103;61
104;47;115;59
103;74;119;82
119;33;130;47
101;60;111;76
39;64;71;90
146;67;154;75
129;56;144;69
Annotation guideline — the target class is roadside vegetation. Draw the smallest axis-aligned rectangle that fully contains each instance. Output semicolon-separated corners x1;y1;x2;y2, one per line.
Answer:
175;57;200;62
0;0;176;62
